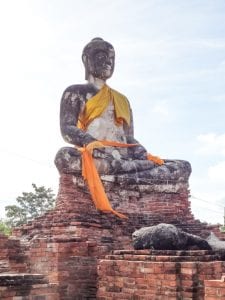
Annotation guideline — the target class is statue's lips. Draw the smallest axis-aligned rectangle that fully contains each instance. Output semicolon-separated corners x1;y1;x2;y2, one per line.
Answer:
102;65;112;71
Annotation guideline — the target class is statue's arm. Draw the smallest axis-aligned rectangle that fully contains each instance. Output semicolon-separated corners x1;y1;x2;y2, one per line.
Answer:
124;108;148;159
60;88;96;147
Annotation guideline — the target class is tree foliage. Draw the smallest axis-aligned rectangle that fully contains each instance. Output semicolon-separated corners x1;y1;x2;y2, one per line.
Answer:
0;219;11;235
5;183;56;227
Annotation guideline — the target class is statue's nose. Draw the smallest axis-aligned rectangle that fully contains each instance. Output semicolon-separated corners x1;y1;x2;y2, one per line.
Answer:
106;59;113;67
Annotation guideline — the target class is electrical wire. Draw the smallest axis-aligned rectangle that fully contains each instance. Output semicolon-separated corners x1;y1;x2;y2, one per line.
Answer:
0;148;54;169
191;194;224;208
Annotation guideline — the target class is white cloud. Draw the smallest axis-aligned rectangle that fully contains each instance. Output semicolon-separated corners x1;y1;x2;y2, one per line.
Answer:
173;38;225;50
190;176;225;224
152;101;170;118
192;133;225;223
212;94;225;103
196;133;225;156
208;161;225;183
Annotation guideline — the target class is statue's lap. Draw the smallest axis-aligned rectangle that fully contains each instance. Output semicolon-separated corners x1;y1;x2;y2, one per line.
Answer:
55;146;192;184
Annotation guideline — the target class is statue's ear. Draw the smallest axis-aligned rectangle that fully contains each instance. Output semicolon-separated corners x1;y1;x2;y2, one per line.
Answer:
82;55;89;80
82;54;87;64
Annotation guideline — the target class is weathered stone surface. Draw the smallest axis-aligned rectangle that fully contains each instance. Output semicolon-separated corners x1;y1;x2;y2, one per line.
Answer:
206;232;225;261
207;232;225;250
132;223;212;250
55;37;192;185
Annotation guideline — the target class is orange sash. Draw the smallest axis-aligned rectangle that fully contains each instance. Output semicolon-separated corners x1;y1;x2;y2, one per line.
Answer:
78;140;164;219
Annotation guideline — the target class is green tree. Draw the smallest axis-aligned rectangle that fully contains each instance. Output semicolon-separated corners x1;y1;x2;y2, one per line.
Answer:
0;219;11;235
5;183;56;227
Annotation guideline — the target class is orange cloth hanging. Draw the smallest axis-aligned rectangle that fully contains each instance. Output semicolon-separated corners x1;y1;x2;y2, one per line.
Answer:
147;153;164;165
78;140;164;219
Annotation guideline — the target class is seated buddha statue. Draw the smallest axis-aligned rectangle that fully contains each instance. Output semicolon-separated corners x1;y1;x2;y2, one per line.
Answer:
55;37;191;185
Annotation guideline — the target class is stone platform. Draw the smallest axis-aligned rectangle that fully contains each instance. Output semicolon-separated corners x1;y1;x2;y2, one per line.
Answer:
0;173;224;299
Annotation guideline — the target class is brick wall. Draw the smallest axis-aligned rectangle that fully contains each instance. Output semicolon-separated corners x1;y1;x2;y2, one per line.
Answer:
0;274;59;299
205;275;225;299
0;234;28;273
97;250;225;300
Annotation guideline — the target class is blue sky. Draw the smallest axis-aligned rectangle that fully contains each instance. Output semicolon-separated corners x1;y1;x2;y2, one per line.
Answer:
0;0;224;224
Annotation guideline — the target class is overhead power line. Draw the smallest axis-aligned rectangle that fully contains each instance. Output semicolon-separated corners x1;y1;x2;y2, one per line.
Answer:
0;148;54;169
191;195;224;209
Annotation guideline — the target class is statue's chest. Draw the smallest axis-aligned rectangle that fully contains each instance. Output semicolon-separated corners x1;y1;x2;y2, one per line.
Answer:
100;101;114;120
86;101;126;143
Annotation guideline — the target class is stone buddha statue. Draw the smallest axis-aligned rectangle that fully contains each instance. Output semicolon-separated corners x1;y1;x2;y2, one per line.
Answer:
55;37;191;184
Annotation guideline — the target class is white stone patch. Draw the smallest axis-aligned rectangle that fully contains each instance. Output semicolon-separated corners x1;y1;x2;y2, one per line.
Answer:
64;92;70;100
86;92;92;100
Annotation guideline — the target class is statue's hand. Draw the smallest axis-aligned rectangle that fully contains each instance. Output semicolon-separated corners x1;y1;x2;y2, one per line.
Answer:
86;141;105;154
129;144;148;160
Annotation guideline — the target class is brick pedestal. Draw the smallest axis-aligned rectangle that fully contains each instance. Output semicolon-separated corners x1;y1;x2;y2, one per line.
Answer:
0;173;222;299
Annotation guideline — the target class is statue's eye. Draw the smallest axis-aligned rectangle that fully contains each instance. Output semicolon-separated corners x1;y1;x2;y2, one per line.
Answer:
95;52;107;62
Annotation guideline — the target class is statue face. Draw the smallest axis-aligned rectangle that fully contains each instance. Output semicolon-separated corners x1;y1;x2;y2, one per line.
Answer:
83;46;115;80
91;49;115;80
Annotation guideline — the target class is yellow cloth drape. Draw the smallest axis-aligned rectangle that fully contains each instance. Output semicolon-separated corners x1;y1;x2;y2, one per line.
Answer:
77;85;131;130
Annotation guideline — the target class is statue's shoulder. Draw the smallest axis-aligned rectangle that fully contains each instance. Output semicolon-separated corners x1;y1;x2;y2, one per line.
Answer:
110;87;127;99
62;83;97;97
110;87;130;105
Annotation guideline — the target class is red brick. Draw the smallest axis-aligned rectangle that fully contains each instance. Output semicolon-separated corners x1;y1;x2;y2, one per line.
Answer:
1;173;224;299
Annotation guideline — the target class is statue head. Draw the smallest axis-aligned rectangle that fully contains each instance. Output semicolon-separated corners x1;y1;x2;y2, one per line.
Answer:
82;37;115;81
